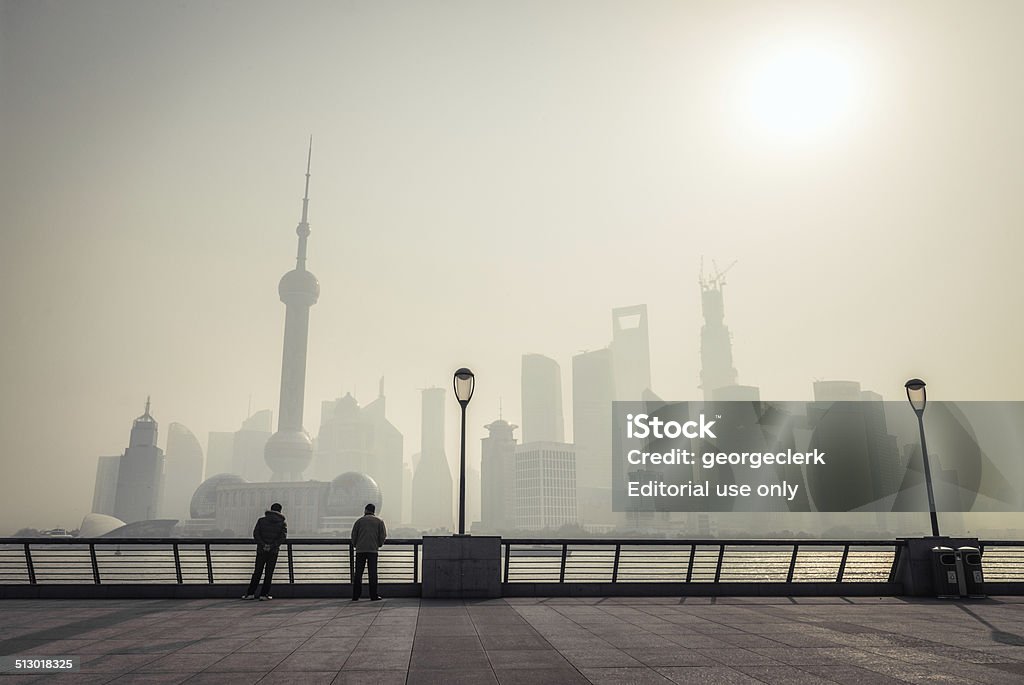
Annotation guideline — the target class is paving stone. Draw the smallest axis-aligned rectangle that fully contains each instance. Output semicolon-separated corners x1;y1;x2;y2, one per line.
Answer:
273;650;350;671
331;671;407;685
342;649;411;670
560;648;644;668
493;667;590;684
259;670;338;684
478;634;551;650
203;652;287;672
412;635;483;652
732;665;837;684
405;669;498;684
655;666;764;684
578;666;673;684
485;649;570;669
132;652;226;672
409;649;490;670
106;674;193;684
623;649;719;667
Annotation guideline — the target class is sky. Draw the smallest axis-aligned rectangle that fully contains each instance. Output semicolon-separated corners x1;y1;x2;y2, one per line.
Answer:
1;0;1022;532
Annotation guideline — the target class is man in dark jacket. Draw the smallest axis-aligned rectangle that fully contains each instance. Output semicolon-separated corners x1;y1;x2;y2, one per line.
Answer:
243;502;287;600
350;503;387;601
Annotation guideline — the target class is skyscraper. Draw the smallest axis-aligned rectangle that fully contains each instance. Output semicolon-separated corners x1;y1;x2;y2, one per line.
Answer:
514;442;577;531
233;410;273;481
412;387;453;530
113;398;164;523
521;354;564;444
699;266;739;399
480;417;518;532
572;348;616;524
265;142;320;482
91;455;120;517
315;385;403;519
161;423;204;521
610;304;652;401
205;432;234;478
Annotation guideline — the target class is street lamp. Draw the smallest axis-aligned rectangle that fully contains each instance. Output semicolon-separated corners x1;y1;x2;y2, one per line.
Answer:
905;378;940;537
453;368;475;535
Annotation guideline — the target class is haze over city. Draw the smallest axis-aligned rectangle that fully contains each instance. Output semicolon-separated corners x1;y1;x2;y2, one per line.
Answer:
2;0;1022;533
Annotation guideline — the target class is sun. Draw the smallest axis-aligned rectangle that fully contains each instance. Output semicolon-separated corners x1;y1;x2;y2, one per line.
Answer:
734;36;866;144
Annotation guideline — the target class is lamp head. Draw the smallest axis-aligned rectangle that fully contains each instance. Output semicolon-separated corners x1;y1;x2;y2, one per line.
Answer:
454;368;475;406
905;378;927;415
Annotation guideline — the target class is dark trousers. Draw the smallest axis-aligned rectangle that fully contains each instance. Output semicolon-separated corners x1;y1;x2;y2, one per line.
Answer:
353;552;378;599
247;547;279;597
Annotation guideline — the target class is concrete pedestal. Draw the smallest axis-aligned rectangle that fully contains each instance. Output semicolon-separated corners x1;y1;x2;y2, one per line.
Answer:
421;535;501;599
896;536;980;597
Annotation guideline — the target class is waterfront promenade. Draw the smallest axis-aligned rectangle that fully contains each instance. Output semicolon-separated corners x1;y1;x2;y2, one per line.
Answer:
2;596;1024;684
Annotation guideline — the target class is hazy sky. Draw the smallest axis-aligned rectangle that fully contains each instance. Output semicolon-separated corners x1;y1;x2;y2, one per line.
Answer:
1;0;1022;532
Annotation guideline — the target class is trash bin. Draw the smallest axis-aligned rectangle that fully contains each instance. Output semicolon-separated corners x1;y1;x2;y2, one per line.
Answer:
957;546;986;598
931;546;959;599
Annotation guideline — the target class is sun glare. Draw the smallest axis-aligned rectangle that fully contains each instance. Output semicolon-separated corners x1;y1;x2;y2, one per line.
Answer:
735;36;865;144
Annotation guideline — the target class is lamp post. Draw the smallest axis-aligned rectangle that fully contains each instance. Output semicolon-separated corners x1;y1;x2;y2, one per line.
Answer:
905;378;940;537
453;368;475;535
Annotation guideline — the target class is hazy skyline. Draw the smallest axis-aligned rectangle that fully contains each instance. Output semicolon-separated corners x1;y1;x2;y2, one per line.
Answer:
2;1;1022;531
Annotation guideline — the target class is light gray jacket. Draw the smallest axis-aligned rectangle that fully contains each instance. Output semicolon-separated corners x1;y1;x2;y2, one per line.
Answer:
351;514;387;553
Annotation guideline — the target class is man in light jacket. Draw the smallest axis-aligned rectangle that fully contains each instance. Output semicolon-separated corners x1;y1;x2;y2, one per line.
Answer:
350;503;387;601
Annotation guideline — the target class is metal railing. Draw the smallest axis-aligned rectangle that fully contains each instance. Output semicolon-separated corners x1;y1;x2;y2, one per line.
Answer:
3;537;1021;589
0;538;421;586
979;541;1024;582
502;539;905;584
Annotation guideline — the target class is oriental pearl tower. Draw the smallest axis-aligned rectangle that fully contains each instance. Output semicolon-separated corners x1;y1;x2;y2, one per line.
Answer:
265;140;320;481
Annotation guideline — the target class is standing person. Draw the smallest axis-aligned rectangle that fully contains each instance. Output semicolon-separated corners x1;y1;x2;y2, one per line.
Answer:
243;502;287;601
350;503;387;601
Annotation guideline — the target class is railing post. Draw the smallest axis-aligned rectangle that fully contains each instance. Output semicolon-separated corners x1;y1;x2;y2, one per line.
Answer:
24;543;36;585
611;544;621;583
173;543;183;584
559;543;568;584
786;545;799;583
287;543;295;584
887;544;902;583
413;542;419;584
348;542;354;582
686;544;696;583
503;542;511;583
714;544;724;583
204;543;214;584
89;543;100;585
836;544;850;582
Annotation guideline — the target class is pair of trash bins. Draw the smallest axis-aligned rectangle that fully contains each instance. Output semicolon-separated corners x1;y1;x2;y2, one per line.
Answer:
931;546;985;598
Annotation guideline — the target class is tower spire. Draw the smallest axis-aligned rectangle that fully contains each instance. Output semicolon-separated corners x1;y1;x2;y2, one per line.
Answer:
144;396;151;417
296;136;313;270
266;140;320;482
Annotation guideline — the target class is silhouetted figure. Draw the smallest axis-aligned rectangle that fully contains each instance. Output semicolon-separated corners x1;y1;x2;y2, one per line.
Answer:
351;503;387;601
243;502;287;600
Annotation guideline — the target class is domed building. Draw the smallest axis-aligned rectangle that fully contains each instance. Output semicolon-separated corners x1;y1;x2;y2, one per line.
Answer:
319;472;383;534
326;472;382;516
182;470;384;536
191;474;248;519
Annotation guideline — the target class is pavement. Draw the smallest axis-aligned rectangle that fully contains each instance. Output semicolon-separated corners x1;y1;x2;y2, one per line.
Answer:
2;596;1024;684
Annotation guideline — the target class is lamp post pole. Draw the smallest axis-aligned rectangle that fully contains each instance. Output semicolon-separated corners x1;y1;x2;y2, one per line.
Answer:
453;368;475;536
459;402;467;535
916;412;940;536
905;378;940;537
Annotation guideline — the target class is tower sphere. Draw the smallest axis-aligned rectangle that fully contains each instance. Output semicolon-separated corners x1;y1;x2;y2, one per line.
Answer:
279;268;320;307
264;429;314;478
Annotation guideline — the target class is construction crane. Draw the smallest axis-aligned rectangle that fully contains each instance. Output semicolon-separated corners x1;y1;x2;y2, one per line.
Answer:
699;257;738;290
